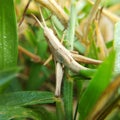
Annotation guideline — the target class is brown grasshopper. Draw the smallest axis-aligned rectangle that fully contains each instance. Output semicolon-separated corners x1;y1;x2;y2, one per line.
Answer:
32;12;102;96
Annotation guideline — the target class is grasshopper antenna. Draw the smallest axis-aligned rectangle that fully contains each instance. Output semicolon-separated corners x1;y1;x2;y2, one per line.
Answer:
31;14;44;29
39;7;47;27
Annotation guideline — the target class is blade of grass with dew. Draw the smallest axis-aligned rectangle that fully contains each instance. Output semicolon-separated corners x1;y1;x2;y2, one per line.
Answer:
0;0;18;70
114;21;120;76
0;91;55;106
78;50;116;120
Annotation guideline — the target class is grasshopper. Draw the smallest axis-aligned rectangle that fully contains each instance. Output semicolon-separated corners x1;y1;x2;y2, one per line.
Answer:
32;11;102;96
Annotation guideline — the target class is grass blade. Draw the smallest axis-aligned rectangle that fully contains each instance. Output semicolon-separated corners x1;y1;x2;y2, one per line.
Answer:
56;98;65;120
114;21;120;75
66;0;77;50
78;51;115;120
0;0;18;70
0;67;20;92
0;91;55;106
63;77;73;120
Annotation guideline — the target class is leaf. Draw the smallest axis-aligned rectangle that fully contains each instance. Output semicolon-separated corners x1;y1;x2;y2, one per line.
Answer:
0;106;40;120
51;15;64;31
63;77;73;120
74;40;86;54
27;63;50;90
0;0;18;70
56;99;65;120
114;21;120;75
0;91;55;106
78;51;115;120
0;67;20;93
66;0;77;50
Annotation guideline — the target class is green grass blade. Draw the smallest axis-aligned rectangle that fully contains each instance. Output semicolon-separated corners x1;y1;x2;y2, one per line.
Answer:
66;0;77;50
78;51;115;120
0;0;18;70
56;98;65;120
63;78;73;120
0;106;40;120
0;67;20;92
114;21;120;75
63;1;77;119
0;91;55;106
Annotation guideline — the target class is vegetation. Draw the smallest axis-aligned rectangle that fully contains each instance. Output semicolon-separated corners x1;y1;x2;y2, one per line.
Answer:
0;0;120;120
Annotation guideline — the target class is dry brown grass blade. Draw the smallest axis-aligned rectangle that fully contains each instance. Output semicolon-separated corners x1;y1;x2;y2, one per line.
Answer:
88;0;120;23
109;3;120;12
83;0;102;44
18;45;41;62
87;75;120;120
95;20;107;60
